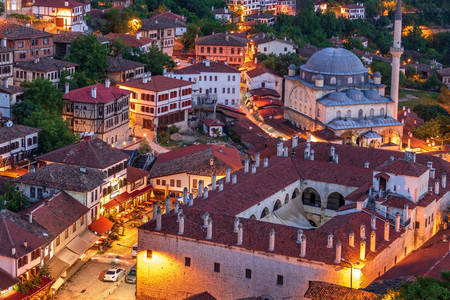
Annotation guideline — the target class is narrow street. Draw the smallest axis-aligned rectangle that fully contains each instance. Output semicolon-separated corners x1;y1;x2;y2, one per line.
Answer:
54;223;139;300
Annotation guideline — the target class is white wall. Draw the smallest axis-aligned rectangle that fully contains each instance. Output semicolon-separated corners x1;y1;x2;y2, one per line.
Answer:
257;40;295;56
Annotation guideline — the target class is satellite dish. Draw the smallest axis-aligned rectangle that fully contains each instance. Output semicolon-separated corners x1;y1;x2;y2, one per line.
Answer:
6;120;13;127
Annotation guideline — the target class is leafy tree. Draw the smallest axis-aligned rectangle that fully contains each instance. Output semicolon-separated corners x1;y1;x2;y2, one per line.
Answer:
0;182;29;212
20;78;63;114
180;23;199;49
60;70;97;91
413;104;449;122
67;34;108;81
123;46;176;75
439;86;450;104
138;139;152;154
259;53;304;76
395;271;450;300
344;37;365;51
403;26;427;53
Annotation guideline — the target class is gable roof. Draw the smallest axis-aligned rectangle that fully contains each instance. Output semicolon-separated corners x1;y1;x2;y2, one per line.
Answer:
127;166;149;183
304;281;378;300
196;33;247;47
119;75;192;92
0;23;52;40
15;57;78;72
105;33;153;48
63;83;130;104
106;55;145;72
37;138;129;169
374;159;429;177
141;14;185;31
33;0;83;8
0;124;39;144
173;61;240;75
246;66;279;78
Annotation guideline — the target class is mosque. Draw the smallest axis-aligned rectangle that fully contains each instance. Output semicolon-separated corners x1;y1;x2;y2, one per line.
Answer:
284;5;404;148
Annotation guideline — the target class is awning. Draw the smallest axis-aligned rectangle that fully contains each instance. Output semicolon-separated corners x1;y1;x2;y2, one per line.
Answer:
79;229;98;245
47;256;70;279
66;236;92;256
103;198;120;210
129;184;152;198
56;248;79;266
88;215;114;236
375;172;390;181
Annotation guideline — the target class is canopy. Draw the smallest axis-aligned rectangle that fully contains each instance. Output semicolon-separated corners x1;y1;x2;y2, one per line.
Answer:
88;215;114;236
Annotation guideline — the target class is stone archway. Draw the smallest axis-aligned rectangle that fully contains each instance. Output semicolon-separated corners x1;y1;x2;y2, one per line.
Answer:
260;207;270;218
326;192;345;210
302;188;321;207
273;200;282;211
341;131;358;145
381;129;401;145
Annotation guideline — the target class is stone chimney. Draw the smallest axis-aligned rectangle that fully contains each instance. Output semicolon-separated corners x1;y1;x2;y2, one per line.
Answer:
300;235;306;257
384;220;390;241
268;229;275;251
255;152;260;168
189;194;194;207
335;240;342;264
203;187;208;199
232;174;237;184
198;180;204;198
156;209;162;231
370;231;376;252
296;229;303;244
284;146;288;157
360;224;366;239
218;181;223;192
226;168;231;183
11;247;16;256
327;233;333;248
427;161;433;169
152;202;158;220
277;142;283;157
263;157;268;168
28;213;32;224
442;173;447;189
395;212;401;232
244;158;249;173
360;240;366;261
251;163;256;174
105;78;110;88
237;223;243;245
334;154;339;164
165;196;171;214
435;180;440;195
178;214;184;235
65;82;69;94
206;217;213;240
310;149;315;161
430;168;436;179
292;136;298;148
403;203;409;223
211;173;217;190
202;212;210;227
234;217;240;233
371;215;376;230
330;146;335;161
174;201;179;214
349;231;355;247
183;187;188;203
364;161;370;168
91;87;97;98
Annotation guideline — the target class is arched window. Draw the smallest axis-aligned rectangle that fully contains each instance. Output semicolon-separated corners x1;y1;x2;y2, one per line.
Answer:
336;110;341;119
370;108;374;117
348;77;353;84
260;207;270;218
292;188;299;200
285;194;290;204
346;110;352;118
302;188;321;207
330;77;336;85
358;109;363;119
273;200;282;211
361;76;365;82
326;192;345;210
249;214;256;220
380;108;385;116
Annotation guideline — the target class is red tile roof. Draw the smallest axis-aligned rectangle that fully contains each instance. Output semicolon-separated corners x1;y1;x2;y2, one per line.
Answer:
37;138;129;169
119;75;192;92
257;107;283;119
252;98;283;108
127;166;149;183
105;33;153;48
173;61;240;74
250;88;280;98
304;281;378;299
196;33;247;47
33;0;83;8
0;267;19;290
375;159;428;177
202;118;224;127
88;215;114;236
376;195;417;209
246;66;279;78
64;83;130;104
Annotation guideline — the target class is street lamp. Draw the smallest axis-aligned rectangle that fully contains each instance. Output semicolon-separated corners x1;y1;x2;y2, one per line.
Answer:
341;259;360;289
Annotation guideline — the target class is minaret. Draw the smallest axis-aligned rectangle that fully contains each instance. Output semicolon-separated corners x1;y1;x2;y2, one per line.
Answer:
390;0;403;118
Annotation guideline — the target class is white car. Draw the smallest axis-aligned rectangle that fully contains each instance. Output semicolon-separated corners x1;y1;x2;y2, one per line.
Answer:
103;268;125;282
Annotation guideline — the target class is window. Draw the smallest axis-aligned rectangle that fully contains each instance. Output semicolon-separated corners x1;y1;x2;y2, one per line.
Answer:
162;180;166;186
56;236;60;246
65;229;69;239
185;257;191;267
193;179;198;189
214;262;220;273
245;268;252;279
370;108;374;117
346;110;351;118
176;180;181;187
170;179;175;187
72;222;77;233
380;108;385;116
277;275;284;285
30;187;36;198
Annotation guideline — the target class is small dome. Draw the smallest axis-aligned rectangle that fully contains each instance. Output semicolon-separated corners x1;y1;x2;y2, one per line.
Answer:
288;64;297;70
328;92;347;102
364;90;381;100
373;72;381;77
301;48;367;75
346;89;364;101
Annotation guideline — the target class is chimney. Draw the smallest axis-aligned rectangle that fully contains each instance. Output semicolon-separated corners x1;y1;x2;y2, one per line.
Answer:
296;229;303;244
225;32;229;41
349;231;355;247
364;161;370;168
204;60;211;67
165;196;171;214
292;136;298;148
232;174;237;184
28;213;32;224
183;187;188;203
283;146;288;157
300;235;306;257
143;74;148;84
371;215;376;230
1;38;6;48
65;1;69;7
251;163;256;174
156;209;162;231
136;32;141;40
11;247;16;256
370;231;376;252
390;155;395;161
65;81;69;94
309;149;315;161
226;168;231;183
236;223;243;245
234;217;240;233
384;220;390;241
152;202;158;220
442;173;447;189
244;158;249;173
255;153;260;168
356;201;363;210
395;212;401;232
105;78;110;88
430;168;435;179
330;146;335;161
327;233;333;248
198;180;204;198
435;180;440;195
427;161;433;169
277;142;283;157
212;173;217;190
178;214;184;235
91;87;97;98
261;157;268;168
268;229;275;251
335;240;342;264
360;240;366;261
202;212;210;227
206;217;213;240
174;201;179;214
203;187;209;199
334;154;339;164
403;203;409;223
360;224;366;239
218;181;223;192
189;194;194;206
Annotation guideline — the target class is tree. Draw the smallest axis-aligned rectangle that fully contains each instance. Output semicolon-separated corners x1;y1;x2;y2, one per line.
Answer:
344;37;364;51
180;23;200;49
413;115;450;145
123;46;176;75
138;139;152;154
413;104;449;122
0;182;29;212
260;53;304;76
439;86;450;104
60;70;97;91
395;271;450;300
67;34;108;81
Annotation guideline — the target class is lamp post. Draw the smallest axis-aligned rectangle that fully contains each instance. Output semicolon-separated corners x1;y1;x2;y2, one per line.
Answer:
341;259;360;289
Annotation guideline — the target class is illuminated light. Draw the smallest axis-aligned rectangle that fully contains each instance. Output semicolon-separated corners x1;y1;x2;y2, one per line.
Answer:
146;249;152;259
128;17;142;34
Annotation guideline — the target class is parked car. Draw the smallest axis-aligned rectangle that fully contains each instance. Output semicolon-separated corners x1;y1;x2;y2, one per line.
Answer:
103;268;125;282
132;243;138;258
125;265;137;284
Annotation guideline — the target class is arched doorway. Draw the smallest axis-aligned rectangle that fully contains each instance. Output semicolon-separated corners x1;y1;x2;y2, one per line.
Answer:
273;200;282;211
260;207;269;218
326;192;345;210
341;131;358;145
302;188;321;207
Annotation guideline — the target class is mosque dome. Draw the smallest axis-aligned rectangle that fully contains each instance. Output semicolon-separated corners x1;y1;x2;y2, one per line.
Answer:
300;48;367;76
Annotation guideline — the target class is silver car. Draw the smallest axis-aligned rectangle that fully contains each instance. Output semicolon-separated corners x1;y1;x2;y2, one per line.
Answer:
125;265;136;284
103;268;125;282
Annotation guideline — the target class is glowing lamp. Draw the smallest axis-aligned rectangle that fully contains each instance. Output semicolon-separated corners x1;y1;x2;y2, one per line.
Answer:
146;249;153;259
